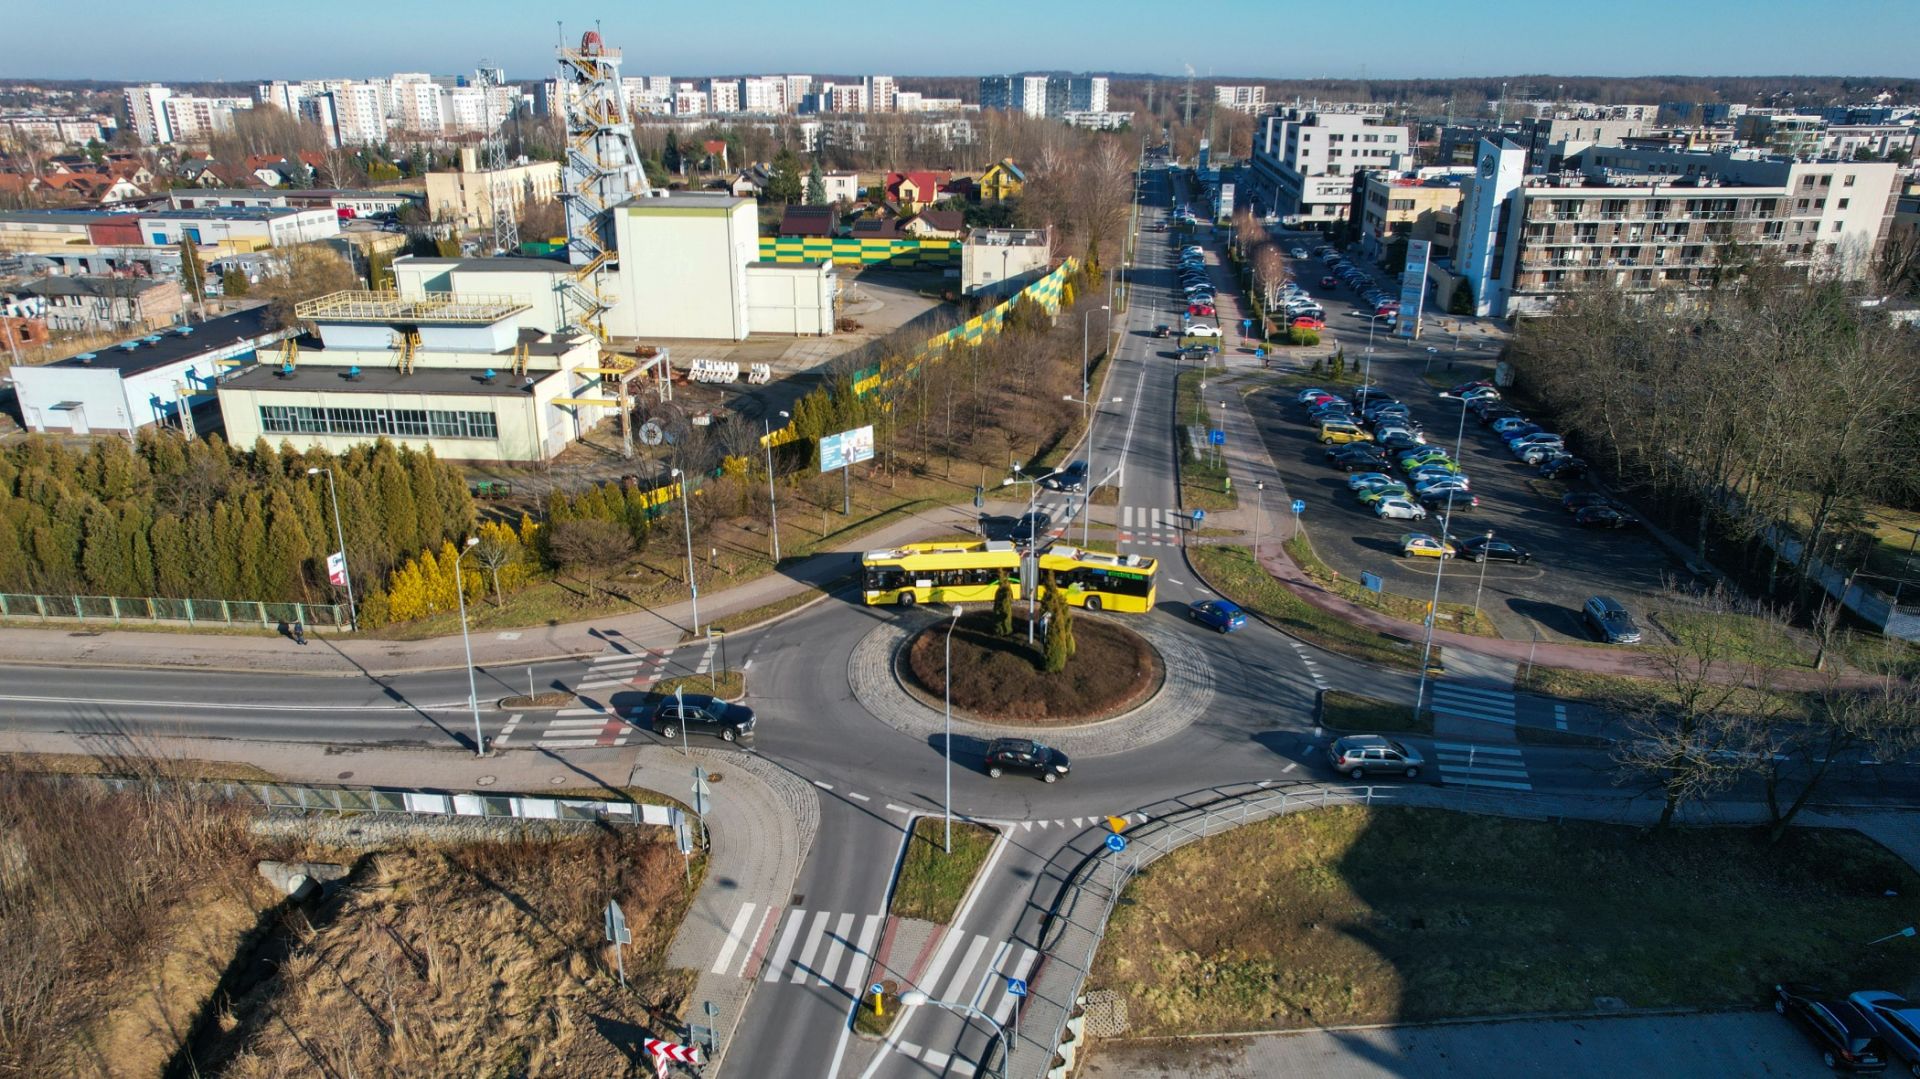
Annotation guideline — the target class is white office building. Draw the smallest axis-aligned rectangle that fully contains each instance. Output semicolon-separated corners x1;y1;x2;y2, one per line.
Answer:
1249;106;1411;223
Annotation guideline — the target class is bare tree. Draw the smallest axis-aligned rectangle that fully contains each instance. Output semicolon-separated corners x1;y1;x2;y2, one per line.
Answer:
1755;676;1920;841
545;518;631;600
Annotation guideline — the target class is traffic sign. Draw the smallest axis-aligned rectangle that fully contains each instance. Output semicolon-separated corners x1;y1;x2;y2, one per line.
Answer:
1007;976;1029;998
1106;833;1129;853
1291;498;1306;515
870;982;885;996
974;485;984;509
1241;318;1252;329
1191;509;1205;523
1208;429;1225;445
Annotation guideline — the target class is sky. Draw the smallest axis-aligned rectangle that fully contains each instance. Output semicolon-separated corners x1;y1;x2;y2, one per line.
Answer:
8;0;1918;83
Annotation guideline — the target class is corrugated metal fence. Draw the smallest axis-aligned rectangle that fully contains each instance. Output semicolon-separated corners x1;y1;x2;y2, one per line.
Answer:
84;774;680;829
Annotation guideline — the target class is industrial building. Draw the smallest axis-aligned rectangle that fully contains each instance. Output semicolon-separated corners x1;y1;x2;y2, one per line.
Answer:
425;149;563;230
19;275;185;333
216;290;607;462
13;306;288;436
961;228;1052;296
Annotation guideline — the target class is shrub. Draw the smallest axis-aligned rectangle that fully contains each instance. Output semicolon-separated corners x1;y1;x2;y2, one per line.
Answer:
1288;326;1321;347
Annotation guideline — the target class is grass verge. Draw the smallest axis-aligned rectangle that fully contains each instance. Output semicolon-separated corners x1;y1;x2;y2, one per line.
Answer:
1174;368;1239;513
891;817;999;924
680;580;838;642
1188;545;1427;671
650;669;746;701
1092;806;1920;1036
1513;665;1817;721
853;989;904;1036
1318;690;1432;735
0;752;280;782
1652;608;1814;669
1286;534;1500;638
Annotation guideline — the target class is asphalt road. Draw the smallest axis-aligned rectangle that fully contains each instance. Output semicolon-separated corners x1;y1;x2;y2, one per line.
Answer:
4;163;1917;1079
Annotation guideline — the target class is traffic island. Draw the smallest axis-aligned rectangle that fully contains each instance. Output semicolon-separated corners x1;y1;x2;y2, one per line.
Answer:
1089;806;1920;1037
903;611;1161;725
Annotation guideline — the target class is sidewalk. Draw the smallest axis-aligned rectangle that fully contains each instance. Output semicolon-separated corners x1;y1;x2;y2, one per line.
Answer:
0;500;985;676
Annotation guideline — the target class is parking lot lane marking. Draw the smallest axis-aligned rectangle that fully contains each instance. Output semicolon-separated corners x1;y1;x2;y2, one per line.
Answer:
1283;762;1298;773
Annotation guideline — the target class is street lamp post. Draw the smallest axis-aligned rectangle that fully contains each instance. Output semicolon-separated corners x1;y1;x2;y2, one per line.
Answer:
1472;529;1495;618
306;466;358;629
1001;467;1047;644
763;410;789;563
1254;481;1265;557
450;536;484;756
670;467;700;635
943;605;964;854
1414;394;1474;719
1363;313;1388;392
1064;395;1123;546
897;990;1013;1079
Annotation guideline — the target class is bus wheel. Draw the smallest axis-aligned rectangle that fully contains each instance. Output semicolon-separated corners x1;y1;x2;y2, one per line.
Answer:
1085;596;1102;611
897;593;916;608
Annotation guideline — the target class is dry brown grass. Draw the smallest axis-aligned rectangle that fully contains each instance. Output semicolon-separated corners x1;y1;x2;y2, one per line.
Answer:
212;832;698;1079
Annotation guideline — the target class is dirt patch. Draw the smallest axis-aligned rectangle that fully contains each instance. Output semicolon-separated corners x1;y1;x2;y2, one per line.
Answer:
903;611;1161;725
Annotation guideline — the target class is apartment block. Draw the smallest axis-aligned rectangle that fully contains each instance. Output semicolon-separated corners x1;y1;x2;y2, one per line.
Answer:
1018;76;1050;118
866;76;898;113
978;76;1016;112
1214;85;1267;113
741;76;788;114
1249;106;1411;223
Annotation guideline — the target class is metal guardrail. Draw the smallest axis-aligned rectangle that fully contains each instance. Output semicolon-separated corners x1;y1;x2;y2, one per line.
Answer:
0;592;348;628
76;774;680;828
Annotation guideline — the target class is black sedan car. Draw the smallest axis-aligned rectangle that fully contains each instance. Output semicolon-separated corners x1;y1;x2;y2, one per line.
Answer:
1458;536;1530;563
1537;455;1589;480
1011;511;1054;544
1775;984;1889;1072
984;738;1071;782
1326;443;1391;467
1562;491;1621;514
643;693;756;745
1573;505;1639;529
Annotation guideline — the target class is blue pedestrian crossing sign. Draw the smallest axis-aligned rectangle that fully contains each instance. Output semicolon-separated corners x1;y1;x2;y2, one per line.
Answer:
1106;833;1129;853
1241;318;1252;330
1209;429;1225;445
1291;499;1306;514
1007;977;1028;998
1191;509;1205;523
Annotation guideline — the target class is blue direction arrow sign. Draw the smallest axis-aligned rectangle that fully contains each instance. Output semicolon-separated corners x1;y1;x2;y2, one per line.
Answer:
1106;833;1129;853
1291;499;1306;514
1241;318;1252;329
1007;977;1029;998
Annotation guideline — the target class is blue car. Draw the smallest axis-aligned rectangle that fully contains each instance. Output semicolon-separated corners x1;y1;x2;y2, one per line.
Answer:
1189;599;1247;633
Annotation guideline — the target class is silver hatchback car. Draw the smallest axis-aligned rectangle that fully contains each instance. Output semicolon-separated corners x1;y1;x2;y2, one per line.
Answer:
1328;735;1425;780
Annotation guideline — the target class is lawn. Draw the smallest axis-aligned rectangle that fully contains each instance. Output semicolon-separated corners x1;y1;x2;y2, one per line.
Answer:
1285;534;1500;638
905;610;1161;723
1652;607;1814;669
1174;368;1239;513
891;817;999;924
1513;664;1818;722
1188;545;1430;671
1092;806;1920;1036
650;669;746;701
1319;690;1431;735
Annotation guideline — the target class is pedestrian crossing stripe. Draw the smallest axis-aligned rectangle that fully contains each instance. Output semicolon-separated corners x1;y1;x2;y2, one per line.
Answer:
1431;682;1518;726
1120;507;1188;529
1433;740;1532;791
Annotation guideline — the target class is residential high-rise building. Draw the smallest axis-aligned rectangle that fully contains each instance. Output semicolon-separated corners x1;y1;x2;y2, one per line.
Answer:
1214;85;1266;113
1065;76;1109;114
707;79;741;114
781;75;815;109
825;83;867;113
1018;76;1050;118
673;84;708;116
978;76;1016;112
742;76;788;114
124;84;174;144
298;93;341;148
866;76;897;113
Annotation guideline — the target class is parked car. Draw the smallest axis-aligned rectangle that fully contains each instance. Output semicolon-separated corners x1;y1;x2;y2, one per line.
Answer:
1376;432;1425;455
1517;443;1566;465
1774;984;1889;1073
1374;496;1426;520
1328;446;1393;471
1573;505;1638;529
1456;386;1501;403
1491;417;1540;437
1189;598;1247;633
1190;303;1217;317
1398;448;1454;470
1327;735;1425;780
1448;379;1494;396
1296;387;1337;404
1185;323;1222;338
1374;425;1427;447
1583;595;1643;644
1458;536;1531;564
644;693;756;745
1356;482;1410;505
1043;460;1088;492
1320;275;1337;288
1011;511;1054;543
1417;487;1479;510
1537;455;1589;480
1320;421;1371;445
1347;471;1399;492
984;738;1072;782
1508;432;1564;451
1413;474;1471;496
1290;246;1309;259
1400;532;1456;559
1848;991;1920;1077
1562;491;1622;514
1292;317;1326;330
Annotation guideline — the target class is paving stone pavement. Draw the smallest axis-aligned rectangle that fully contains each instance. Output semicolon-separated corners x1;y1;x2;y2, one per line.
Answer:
637;746;819;1069
845;611;1215;758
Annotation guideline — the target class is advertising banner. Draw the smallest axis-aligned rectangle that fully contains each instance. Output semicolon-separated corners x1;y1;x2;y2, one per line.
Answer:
1397;239;1431;339
819;425;875;472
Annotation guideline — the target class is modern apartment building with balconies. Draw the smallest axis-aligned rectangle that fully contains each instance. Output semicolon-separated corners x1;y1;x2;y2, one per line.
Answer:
1453;138;1900;317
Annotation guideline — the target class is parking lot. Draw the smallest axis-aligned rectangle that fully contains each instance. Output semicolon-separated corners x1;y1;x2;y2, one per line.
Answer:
1246;248;1692;645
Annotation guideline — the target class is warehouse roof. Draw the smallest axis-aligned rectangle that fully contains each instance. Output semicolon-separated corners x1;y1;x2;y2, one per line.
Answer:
45;306;281;377
220;361;566;397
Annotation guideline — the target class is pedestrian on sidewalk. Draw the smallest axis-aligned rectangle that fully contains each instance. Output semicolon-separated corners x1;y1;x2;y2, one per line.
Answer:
291;620;307;646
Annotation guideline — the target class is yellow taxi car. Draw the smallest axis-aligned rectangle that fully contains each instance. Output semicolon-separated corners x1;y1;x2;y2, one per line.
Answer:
1319;421;1372;445
1399;532;1458;559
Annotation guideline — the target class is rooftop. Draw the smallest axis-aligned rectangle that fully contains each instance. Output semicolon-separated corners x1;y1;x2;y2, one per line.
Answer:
23;275;175;299
398;256;573;275
47;306;280;377
620;191;751;212
966;227;1049;248
0;209;120;226
294;290;533;324
140;206;326;221
221;360;564;398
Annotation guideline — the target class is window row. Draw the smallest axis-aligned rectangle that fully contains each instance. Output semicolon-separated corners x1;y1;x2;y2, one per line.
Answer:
259;405;499;440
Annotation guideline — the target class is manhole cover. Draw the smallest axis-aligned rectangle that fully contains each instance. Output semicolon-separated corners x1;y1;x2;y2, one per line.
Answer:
549;776;567;786
476;775;496;787
336;771;354;781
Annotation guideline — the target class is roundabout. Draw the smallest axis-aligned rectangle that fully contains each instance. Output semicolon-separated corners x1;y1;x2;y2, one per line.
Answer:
902;610;1161;725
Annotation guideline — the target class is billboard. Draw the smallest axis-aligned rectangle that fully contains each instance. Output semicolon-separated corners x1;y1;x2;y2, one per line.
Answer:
819;425;875;472
1217;182;1235;222
1397;239;1431;339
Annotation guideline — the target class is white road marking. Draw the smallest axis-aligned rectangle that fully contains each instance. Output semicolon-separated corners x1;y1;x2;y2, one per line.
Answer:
709;902;757;975
1282;762;1297;773
813;780;833;790
968;940;1013;1012
790;910;831;983
815;912;856;987
938;934;992;1001
848;791;871;802
762;908;808;982
1554;703;1569;731
884;803;913;814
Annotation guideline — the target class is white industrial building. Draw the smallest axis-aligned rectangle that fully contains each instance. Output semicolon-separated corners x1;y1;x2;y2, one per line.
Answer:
137;206;341;249
961;228;1053;296
13;307;288;435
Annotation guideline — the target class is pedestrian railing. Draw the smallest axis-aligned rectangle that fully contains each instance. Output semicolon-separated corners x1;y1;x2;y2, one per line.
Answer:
0;591;348;629
60;773;679;829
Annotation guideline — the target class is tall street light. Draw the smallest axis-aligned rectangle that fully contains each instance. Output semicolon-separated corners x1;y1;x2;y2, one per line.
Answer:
1063;395;1123;546
1363;313;1388;392
1081;304;1110;416
1001;465;1048;645
763;409;790;564
450;535;484;756
670;467;700;635
306;465;357;629
897;989;1012;1079
943;604;964;854
1472;529;1496;618
1414;393;1474;720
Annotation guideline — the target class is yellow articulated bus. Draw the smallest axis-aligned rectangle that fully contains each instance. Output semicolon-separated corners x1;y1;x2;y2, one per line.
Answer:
860;541;1157;613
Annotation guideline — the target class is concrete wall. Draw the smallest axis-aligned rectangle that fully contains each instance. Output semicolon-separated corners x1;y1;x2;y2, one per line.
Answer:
607;196;756;340
746;262;836;336
16;354;215;433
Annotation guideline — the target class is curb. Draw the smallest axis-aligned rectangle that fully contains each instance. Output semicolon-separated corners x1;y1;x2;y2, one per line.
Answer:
886;612;1168;732
0;649;600;678
1097;1002;1764;1046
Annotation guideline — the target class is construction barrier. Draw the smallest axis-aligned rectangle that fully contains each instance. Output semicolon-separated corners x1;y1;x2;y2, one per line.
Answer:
686;358;740;383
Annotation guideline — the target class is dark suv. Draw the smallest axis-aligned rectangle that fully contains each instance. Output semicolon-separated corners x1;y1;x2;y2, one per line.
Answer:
984;739;1071;782
644;693;756;744
1044;461;1088;492
1775;984;1889;1072
1583;595;1642;645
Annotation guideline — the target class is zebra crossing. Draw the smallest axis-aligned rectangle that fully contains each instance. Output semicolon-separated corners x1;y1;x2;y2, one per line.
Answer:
1433;741;1532;791
1430;681;1517;726
1118;505;1187;548
493;645;694;751
707;903;1038;1030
